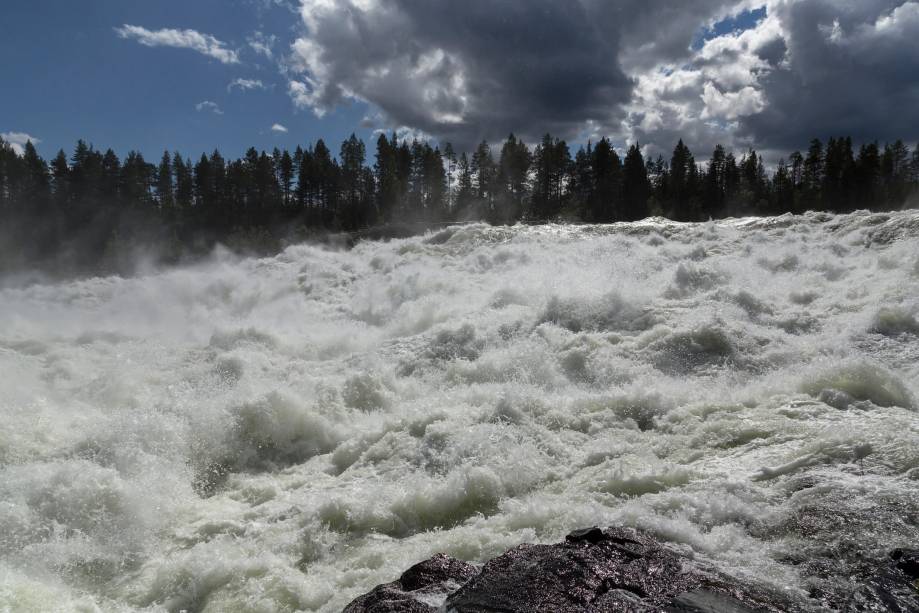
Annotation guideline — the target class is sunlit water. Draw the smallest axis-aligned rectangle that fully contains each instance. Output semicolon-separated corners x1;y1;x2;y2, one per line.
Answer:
1;211;918;612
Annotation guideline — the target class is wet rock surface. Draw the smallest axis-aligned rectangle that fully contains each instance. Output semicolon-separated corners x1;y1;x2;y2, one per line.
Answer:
761;501;919;612
343;553;477;612
807;548;919;613
344;527;797;612
344;527;919;612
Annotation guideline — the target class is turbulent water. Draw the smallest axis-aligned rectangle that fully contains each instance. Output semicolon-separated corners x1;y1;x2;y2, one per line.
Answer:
1;211;918;612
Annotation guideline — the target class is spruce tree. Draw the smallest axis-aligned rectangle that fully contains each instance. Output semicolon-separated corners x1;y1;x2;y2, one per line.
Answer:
590;137;621;222
279;149;294;207
156;151;174;210
621;144;649;221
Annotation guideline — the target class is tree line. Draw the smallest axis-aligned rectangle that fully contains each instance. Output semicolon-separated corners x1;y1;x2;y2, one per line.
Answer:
1;131;918;274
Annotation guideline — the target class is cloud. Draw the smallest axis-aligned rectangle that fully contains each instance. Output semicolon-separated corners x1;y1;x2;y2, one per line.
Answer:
288;80;324;117
270;123;289;132
115;24;240;64
616;1;919;161
247;31;277;59
736;0;919;151
287;0;740;148
195;101;224;115
228;78;266;92
619;5;785;158
701;83;766;120
248;0;297;13
1;132;40;155
282;0;919;158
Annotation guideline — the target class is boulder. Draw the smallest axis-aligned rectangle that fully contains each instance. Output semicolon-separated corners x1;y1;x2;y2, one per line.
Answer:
343;527;919;612
445;527;780;612
343;553;477;613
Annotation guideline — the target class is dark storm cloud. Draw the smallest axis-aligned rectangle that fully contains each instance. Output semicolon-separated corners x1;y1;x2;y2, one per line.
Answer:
289;0;737;148
754;36;786;65
287;0;919;154
738;0;919;150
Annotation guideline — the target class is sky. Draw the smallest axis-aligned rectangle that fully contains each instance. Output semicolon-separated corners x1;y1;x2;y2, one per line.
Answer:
3;0;919;163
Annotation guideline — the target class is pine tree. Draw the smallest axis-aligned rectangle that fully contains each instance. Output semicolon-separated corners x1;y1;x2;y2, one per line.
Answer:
121;151;154;208
882;139;911;208
621;144;649;221
340;134;368;229
494;134;530;224
531;134;571;220
374;133;398;222
772;159;794;214
669;139;697;220
21;140;50;205
801;138;824;211
312;139;338;221
295;145;314;211
156;151;174;210
4;129;919;276
426;146;447;221
910;143;919;185
194;153;213;217
702;145;727;218
442;142;456;213
18;141;53;257
50;149;70;213
0;136;10;212
279;149;294;207
471;140;495;215
210;150;227;222
590;137;622;222
855;142;881;210
1;140;13;216
456;152;474;217
100;149;120;201
173;153;194;212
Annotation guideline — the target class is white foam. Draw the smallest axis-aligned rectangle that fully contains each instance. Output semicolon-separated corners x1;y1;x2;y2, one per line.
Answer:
1;210;918;611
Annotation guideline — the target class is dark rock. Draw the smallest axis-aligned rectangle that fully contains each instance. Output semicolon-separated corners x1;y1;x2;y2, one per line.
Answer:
839;548;919;613
758;503;919;612
343;553;476;613
666;589;758;612
566;527;607;544
344;526;919;613
399;553;478;592
891;548;919;579
341;582;433;613
446;527;785;613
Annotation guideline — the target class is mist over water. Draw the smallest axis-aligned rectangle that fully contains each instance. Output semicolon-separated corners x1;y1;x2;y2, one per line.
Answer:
1;210;918;612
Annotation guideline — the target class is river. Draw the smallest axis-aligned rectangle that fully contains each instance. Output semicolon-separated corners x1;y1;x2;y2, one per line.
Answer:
1;210;918;611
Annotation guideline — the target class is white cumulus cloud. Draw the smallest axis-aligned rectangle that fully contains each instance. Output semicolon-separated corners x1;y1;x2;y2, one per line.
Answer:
195;101;224;115
284;0;740;148
228;78;266;92
1;131;41;155
288;80;326;117
247;31;277;59
115;24;240;64
701;82;766;120
278;0;919;158
271;123;289;132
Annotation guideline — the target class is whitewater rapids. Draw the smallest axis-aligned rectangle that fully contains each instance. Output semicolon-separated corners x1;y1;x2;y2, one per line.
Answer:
1;211;918;612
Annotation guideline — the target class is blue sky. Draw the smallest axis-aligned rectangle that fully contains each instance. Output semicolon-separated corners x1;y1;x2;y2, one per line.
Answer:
692;6;766;49
1;1;769;162
0;0;374;161
4;1;918;162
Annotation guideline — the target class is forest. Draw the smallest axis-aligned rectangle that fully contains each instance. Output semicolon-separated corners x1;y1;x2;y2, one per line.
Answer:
1;131;918;275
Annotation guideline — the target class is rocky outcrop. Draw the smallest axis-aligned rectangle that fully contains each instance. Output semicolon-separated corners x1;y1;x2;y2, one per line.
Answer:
343;553;478;613
343;527;919;612
343;527;793;612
